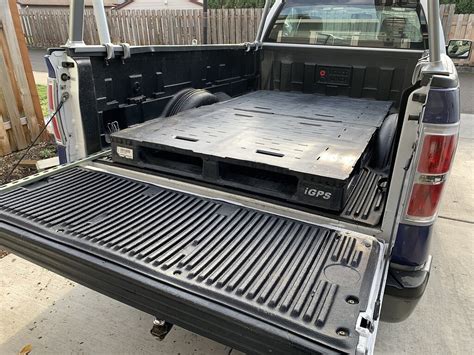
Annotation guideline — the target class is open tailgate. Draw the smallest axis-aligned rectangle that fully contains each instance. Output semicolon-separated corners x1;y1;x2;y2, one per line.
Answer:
0;165;385;354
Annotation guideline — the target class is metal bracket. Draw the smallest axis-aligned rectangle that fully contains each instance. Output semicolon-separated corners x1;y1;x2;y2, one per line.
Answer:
120;43;131;60
104;43;115;60
244;41;262;52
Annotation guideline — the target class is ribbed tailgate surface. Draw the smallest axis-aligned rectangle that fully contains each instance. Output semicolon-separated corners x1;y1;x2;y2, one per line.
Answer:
0;168;382;351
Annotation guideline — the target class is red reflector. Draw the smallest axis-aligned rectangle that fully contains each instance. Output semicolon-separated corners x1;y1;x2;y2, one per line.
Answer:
51;117;62;141
407;183;444;218
48;83;55;111
47;82;61;142
418;134;457;174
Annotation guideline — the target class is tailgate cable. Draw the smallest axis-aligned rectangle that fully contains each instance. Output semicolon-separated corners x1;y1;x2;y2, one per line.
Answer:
3;92;70;184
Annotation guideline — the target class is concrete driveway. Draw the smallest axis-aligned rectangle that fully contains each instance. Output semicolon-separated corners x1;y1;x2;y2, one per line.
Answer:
1;68;473;354
29;48;48;86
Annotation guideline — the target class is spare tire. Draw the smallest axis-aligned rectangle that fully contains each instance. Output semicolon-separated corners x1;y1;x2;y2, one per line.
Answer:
161;88;219;117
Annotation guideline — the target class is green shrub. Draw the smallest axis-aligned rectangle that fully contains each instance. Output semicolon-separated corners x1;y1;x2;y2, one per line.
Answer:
440;0;474;14
208;0;267;8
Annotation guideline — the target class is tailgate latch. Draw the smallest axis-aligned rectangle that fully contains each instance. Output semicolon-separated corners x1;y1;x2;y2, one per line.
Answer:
358;316;375;333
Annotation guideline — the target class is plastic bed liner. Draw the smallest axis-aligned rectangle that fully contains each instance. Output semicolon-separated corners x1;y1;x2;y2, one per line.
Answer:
0;167;384;354
111;91;392;212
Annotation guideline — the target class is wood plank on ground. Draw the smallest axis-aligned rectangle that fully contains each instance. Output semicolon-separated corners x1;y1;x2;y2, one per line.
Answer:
18;159;37;168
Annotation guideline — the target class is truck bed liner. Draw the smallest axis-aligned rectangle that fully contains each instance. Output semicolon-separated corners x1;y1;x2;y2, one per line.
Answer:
111;91;392;211
0;167;383;354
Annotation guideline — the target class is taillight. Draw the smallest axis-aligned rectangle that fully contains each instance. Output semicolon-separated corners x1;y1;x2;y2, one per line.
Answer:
407;183;445;218
405;131;458;222
417;134;457;174
47;81;62;143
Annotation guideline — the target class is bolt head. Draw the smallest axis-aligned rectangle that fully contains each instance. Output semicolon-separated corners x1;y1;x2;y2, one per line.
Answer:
153;319;165;326
337;329;348;336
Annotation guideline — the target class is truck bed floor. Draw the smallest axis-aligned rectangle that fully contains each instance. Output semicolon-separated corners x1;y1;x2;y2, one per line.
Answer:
0;167;383;354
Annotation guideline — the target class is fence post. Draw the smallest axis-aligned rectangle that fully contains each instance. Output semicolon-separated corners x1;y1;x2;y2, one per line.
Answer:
8;0;45;139
0;33;28;150
0;0;43;139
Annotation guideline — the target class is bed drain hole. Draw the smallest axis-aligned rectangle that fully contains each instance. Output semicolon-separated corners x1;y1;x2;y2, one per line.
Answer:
336;328;350;337
173;270;182;276
346;296;359;305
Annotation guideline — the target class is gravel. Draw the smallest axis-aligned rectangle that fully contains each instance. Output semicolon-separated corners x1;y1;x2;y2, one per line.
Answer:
0;140;58;257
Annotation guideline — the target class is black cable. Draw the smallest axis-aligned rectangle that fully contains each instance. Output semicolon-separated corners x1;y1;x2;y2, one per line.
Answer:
3;99;65;184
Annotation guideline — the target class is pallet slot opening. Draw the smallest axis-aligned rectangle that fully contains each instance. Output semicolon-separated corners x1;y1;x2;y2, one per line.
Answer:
219;162;298;196
174;136;199;142
256;149;285;158
139;148;203;175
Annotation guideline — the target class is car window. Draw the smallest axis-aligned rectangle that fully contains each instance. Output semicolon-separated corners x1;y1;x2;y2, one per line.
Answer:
266;0;425;49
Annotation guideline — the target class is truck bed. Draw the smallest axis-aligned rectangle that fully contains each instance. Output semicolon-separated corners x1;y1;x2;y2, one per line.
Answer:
111;91;392;212
0;166;384;354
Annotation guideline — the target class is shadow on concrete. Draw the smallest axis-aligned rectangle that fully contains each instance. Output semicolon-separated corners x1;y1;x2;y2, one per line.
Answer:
0;255;236;355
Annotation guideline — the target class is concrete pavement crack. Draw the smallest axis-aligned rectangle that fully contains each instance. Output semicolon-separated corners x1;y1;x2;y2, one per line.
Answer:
438;215;474;225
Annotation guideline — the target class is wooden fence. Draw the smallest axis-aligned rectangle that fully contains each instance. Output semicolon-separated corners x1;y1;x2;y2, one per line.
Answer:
19;6;474;65
0;0;45;156
20;8;263;47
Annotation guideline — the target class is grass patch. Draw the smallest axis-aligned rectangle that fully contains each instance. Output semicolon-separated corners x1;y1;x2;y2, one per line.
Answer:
38;145;57;159
36;84;49;117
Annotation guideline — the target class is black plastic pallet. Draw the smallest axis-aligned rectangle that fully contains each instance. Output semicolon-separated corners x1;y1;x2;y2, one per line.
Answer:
111;91;392;211
0;167;383;354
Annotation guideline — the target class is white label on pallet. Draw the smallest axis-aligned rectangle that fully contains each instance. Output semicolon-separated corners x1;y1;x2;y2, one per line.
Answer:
116;146;134;160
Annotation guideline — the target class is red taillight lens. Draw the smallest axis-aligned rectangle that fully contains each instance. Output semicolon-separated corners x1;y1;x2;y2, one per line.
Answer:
407;183;445;218
47;83;55;111
47;82;62;143
406;133;457;220
417;134;457;174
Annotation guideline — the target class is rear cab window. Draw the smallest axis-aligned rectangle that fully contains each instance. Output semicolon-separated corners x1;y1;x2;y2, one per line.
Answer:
266;0;427;49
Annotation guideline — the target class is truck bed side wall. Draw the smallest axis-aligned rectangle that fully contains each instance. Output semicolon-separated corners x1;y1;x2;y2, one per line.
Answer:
72;46;260;155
